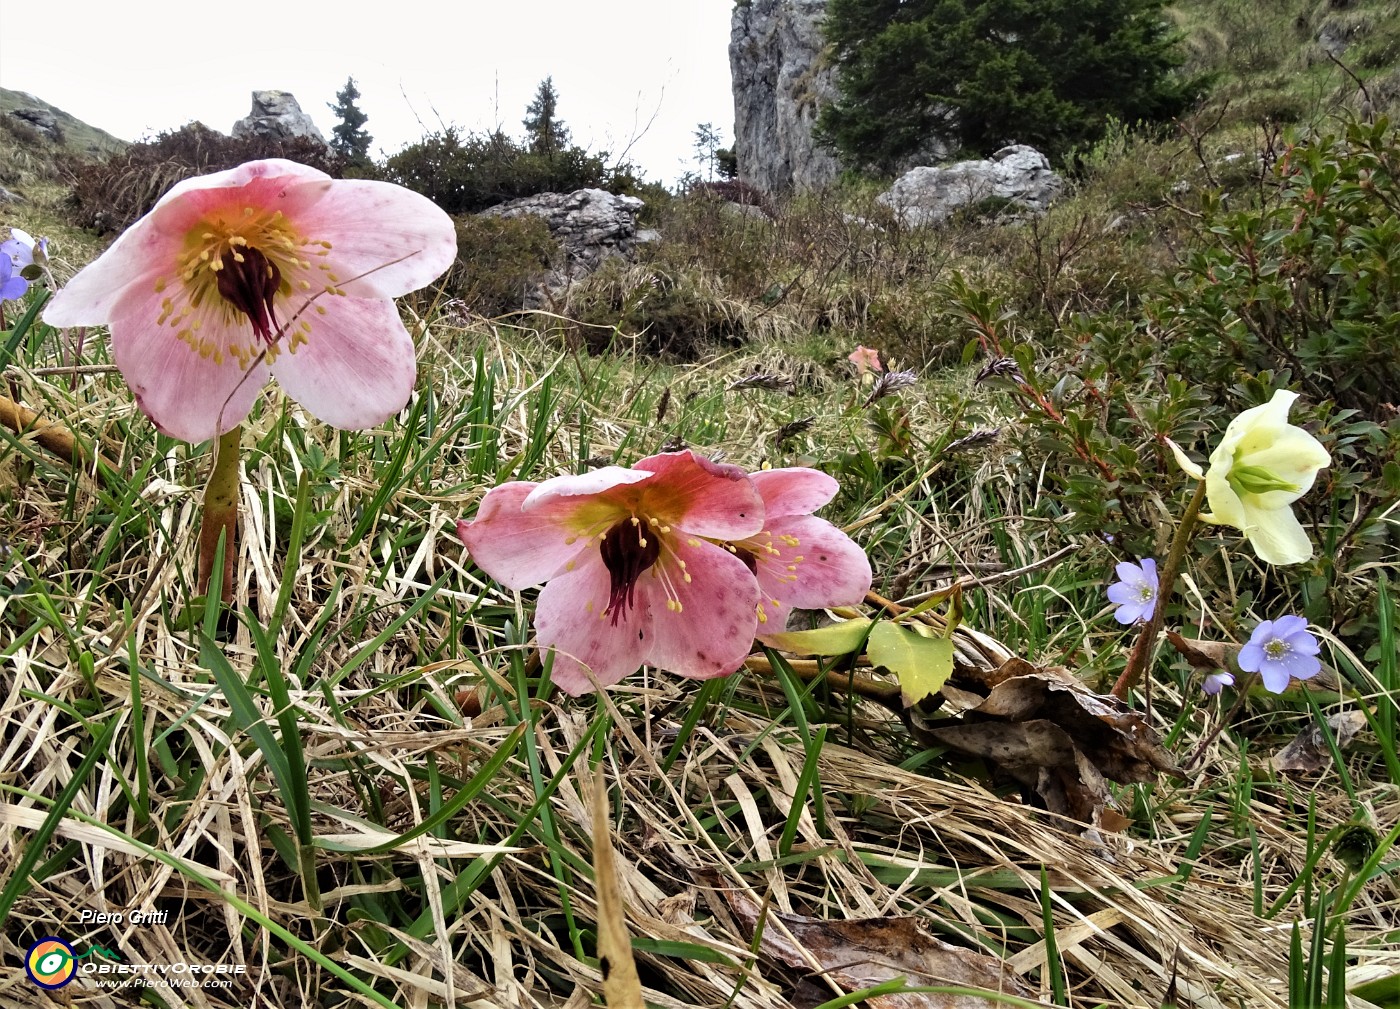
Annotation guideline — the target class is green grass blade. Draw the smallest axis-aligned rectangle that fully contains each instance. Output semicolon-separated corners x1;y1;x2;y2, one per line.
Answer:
0;715;118;922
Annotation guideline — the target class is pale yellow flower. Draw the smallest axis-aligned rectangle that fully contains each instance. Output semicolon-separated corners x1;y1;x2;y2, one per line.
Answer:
1199;390;1331;565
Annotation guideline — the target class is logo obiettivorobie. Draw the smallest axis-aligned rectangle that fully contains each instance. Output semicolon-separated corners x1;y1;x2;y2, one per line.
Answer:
25;937;77;989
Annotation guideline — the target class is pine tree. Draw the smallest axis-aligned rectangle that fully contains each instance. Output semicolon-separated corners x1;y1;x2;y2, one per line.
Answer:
522;77;571;159
693;122;723;181
328;76;372;166
819;0;1201;170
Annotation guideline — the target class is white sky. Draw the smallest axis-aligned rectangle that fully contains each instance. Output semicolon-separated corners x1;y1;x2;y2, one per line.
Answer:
0;0;735;185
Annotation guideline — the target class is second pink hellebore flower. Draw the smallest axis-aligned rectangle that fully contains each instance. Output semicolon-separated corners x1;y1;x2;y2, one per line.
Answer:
457;450;766;695
732;468;872;632
43;159;456;442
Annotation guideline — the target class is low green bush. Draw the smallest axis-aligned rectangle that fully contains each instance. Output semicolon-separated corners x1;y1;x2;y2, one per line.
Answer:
381;127;643;215
445;214;559;318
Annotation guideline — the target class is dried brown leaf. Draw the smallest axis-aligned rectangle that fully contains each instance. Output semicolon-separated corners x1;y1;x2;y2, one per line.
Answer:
927;660;1178;827
1165;631;1235;671
725;891;1033;1008
1271;711;1368;773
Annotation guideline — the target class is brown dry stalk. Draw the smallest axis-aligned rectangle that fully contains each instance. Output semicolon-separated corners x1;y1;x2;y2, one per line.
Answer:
0;393;113;482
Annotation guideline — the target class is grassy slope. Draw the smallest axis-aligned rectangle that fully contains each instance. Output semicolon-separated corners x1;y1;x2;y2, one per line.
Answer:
0;86;128;158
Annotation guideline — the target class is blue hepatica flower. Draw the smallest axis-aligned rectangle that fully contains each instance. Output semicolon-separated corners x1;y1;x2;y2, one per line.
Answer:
1107;557;1159;625
0;255;27;301
1202;670;1235;695
1238;615;1322;693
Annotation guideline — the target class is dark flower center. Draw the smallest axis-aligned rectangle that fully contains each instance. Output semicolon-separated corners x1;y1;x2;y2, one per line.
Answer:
599;519;661;624
216;246;282;343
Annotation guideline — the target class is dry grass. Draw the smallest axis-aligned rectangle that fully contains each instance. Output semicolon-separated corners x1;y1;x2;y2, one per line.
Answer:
1;323;1395;1009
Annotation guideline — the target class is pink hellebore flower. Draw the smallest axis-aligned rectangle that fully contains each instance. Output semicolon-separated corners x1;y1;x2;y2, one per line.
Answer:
457;450;766;695
43;159;456;442
848;345;884;377
735;468;873;633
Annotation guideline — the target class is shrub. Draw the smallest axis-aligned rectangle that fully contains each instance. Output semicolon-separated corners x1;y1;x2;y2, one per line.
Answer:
560;262;750;360
381;127;643;215
445;214;560;318
66;123;346;233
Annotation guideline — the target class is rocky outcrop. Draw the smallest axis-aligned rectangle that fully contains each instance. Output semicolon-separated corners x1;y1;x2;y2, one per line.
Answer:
878;146;1065;227
730;0;841;194
232;91;326;145
7;106;60;141
478;188;646;304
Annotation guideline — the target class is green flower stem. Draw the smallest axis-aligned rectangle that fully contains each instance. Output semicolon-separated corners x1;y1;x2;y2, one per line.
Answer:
197;426;243;604
1111;477;1208;700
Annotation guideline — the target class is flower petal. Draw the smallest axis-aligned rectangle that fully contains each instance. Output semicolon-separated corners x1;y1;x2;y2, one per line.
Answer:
273;179;458;299
638;538;759;680
1106;582;1137;606
1166;438;1205;480
457;482;594;589
1270;614;1309;639
266;296;417;430
1113;561;1144;585
749;468;839;518
522;467;653;510
1238;639;1265;672
1112;600;1147;625
1202;671;1234;695
1259;665;1293;694
535;558;653;695
633;450;765;539
1283;651;1322;680
1240;504;1314;565
1202;468;1248;530
43;216;176;326
1236;429;1331;508
107;280;269;441
1139;557;1158;585
757;515;871;611
1211;390;1296;467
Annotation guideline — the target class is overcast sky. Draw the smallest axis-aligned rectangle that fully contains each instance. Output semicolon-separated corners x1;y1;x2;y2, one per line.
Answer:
0;0;735;184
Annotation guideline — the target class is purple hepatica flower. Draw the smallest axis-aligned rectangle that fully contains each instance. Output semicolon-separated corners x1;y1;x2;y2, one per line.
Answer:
1238;615;1322;693
0;255;27;301
1107;557;1159;624
2;228;43;273
1202;670;1235;695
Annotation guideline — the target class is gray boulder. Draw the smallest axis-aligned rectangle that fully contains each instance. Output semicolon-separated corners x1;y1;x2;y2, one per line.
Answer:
878;145;1065;227
231;91;326;144
8;107;60;140
478;189;646;304
729;0;841;194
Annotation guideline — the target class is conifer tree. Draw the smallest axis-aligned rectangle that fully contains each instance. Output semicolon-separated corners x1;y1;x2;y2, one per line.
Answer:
328;76;372;166
819;0;1200;169
523;77;571;159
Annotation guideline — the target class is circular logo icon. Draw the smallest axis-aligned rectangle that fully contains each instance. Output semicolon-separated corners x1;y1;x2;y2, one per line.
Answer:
25;937;77;989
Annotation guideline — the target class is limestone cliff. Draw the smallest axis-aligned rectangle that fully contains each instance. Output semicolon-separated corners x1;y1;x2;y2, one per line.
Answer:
729;0;840;194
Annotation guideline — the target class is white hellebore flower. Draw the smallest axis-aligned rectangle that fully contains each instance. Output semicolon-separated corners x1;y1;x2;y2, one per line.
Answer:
1199;390;1331;565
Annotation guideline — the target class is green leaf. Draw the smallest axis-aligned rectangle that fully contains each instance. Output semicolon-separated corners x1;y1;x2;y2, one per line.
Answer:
1350;973;1400;1007
760;618;872;657
867;621;954;707
628;938;738;967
